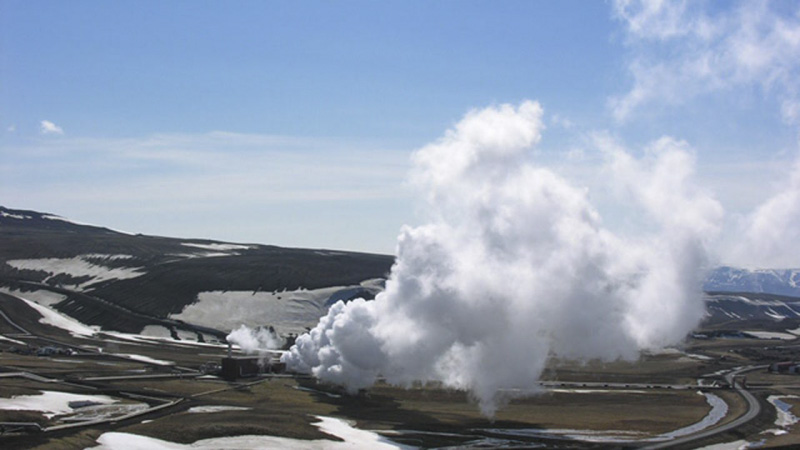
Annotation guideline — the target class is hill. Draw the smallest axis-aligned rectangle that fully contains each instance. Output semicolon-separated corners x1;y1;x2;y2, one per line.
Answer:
0;206;394;337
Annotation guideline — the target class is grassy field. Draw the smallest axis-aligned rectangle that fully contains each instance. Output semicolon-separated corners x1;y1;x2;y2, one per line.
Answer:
3;289;800;448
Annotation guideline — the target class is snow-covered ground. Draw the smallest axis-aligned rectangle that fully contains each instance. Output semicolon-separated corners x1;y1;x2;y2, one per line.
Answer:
0;287;67;307
0;290;98;337
172;287;350;335
186;406;252;414
87;415;410;449
768;395;799;428
0;390;117;419
103;330;227;349
696;440;752;450
5;255;144;291
181;242;254;252
0;334;26;345
60;403;149;423
110;353;174;366
1;210;32;219
744;331;796;340
140;325;172;339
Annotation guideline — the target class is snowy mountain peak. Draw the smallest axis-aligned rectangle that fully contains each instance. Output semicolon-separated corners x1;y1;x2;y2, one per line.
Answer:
705;266;800;298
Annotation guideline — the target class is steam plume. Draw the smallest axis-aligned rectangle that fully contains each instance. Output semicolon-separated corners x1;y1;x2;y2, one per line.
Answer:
283;101;720;415
227;325;285;353
727;156;800;268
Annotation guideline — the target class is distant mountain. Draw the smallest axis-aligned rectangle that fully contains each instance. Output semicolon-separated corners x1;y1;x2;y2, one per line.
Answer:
703;292;800;327
704;266;800;297
0;206;394;337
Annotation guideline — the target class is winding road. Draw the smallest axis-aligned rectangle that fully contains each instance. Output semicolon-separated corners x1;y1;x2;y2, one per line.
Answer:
641;365;767;449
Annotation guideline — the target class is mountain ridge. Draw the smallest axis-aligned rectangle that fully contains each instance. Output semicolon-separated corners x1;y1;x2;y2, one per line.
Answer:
0;206;394;336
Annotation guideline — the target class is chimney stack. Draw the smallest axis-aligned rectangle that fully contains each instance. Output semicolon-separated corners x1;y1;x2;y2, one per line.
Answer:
227;341;232;358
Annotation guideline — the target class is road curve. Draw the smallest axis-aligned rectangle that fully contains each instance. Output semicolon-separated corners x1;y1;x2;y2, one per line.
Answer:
641;365;767;449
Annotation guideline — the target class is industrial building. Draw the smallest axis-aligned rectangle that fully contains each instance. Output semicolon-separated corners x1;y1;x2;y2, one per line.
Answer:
220;343;286;381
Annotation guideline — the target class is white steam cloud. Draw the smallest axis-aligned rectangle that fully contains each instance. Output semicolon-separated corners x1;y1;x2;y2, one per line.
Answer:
283;101;721;415
727;157;800;268
226;325;285;353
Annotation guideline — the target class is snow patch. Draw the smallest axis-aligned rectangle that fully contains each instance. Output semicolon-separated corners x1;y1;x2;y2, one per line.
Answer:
768;395;799;428
186;406;252;414
695;440;751;450
0;287;67;307
765;308;787;320
140;325;172;339
172;287;357;336
102;331;227;349
0;390;117;419
0;334;26;345
110;353;174;366
181;243;254;251
1;211;32;219
4;291;98;337
87;415;409;449
744;331;796;340
5;255;144;290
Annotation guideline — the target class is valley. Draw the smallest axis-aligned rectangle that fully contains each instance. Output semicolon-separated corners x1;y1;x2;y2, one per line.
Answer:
2;206;800;448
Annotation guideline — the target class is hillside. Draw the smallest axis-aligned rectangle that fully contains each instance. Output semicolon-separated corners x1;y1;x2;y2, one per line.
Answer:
0;206;394;337
6;206;800;339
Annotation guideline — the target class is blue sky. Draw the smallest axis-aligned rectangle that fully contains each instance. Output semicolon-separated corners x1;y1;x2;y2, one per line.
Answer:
3;1;800;257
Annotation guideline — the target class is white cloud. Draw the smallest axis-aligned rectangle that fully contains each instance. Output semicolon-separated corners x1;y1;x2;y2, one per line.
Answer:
611;0;800;123
40;120;64;135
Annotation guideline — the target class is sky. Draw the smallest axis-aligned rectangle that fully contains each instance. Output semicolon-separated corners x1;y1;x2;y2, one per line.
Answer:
2;0;800;260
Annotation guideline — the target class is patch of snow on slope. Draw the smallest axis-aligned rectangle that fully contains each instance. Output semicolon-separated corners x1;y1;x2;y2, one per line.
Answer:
110;354;174;366
5;255;144;290
187;406;251;414
2;290;98;337
140;325;172;339
0;390;117;419
1;211;32;219
172;287;356;335
0;287;67;307
0;334;26;345
103;331;227;349
768;395;799;428
87;415;409;449
744;331;796;340
766;308;787;320
695;440;751;450
181;243;254;251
